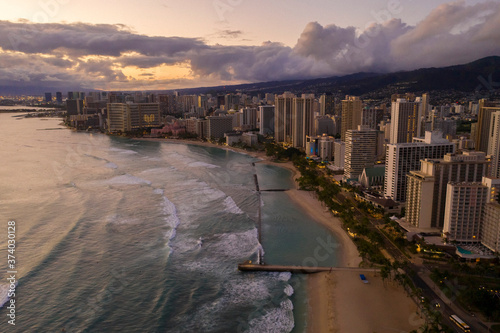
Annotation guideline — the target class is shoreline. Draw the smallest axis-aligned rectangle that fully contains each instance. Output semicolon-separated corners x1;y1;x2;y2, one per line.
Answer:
136;137;269;160
126;136;419;332
134;136;360;332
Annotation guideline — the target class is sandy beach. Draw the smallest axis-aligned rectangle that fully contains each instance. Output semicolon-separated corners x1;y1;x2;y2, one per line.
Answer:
283;177;419;332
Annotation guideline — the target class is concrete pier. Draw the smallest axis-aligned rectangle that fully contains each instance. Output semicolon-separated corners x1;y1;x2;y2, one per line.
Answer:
238;263;380;274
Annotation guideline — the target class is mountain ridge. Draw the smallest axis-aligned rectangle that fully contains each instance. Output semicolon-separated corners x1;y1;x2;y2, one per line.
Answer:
0;56;498;97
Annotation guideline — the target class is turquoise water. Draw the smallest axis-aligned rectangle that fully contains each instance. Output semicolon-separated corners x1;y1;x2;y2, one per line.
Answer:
0;113;340;332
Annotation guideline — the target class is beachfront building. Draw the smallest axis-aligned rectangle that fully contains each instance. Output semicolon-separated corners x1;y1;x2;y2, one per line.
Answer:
384;131;455;202
344;126;378;181
107;103;160;132
406;151;490;229
258;105;275;136
292;95;315;148
185;118;207;138
275;92;295;144
207;116;234;139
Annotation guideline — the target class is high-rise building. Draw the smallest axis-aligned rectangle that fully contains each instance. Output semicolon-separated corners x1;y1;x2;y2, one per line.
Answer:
224;94;240;110
421;93;430;118
45;92;52;103
207;116;234;139
390;97;422;144
442;177;499;243
319;94;335;115
384;131;455;202
107;103;160;132
482;202;500;252
315;115;336;136
241;107;258;129
344;126;378;181
265;93;274;105
186;118;207;138
481;178;500;251
488;111;500;178
443;182;489;242
67;99;84;116
56;92;62;104
292;95;314;148
361;106;384;130
334;140;345;169
198;95;208;110
475;99;500;153
406;151;490;229
274;92;295;144
341;96;362;142
306;135;334;161
258;105;275;136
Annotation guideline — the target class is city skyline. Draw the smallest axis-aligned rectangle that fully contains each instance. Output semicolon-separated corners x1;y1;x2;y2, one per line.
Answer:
0;0;499;92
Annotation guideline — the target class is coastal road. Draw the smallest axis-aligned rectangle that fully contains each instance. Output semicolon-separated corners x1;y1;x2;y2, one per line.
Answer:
410;264;488;332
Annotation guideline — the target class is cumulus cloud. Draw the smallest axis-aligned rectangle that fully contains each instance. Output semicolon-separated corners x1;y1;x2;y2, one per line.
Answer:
0;1;499;91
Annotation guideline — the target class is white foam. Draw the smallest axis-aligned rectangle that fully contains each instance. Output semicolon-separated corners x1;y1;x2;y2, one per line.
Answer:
284;284;294;297
0;284;11;308
280;299;294;311
225;279;271;305
247;302;295;333
160;195;180;241
223;196;244;214
210;229;261;260
188;161;220;169
109;147;138;154
105;162;118;169
278;272;292;282
197;187;226;202
104;174;151;185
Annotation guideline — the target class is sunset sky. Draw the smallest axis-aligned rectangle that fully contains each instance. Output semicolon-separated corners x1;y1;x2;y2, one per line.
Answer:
0;0;499;92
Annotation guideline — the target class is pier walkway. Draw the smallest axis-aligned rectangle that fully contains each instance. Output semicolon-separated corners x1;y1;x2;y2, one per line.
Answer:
238;263;380;274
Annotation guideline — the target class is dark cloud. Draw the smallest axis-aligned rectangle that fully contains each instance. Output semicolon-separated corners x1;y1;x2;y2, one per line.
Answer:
0;1;499;90
0;20;206;57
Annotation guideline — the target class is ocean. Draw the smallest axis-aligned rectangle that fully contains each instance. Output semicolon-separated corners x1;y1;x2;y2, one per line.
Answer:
0;112;340;332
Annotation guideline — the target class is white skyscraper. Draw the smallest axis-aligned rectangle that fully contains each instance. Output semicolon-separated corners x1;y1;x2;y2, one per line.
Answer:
384;131;455;202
